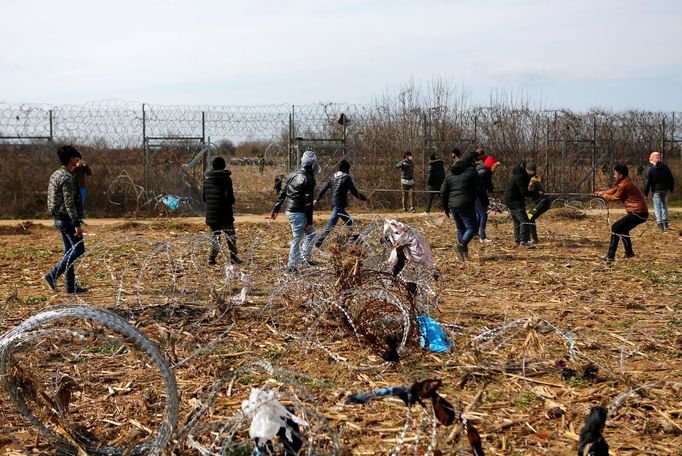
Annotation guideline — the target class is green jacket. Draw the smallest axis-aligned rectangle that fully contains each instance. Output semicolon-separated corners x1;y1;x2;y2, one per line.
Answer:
47;167;83;226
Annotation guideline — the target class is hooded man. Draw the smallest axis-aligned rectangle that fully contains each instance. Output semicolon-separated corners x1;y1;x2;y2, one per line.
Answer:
203;156;241;265
270;150;319;272
313;159;367;247
643;151;675;231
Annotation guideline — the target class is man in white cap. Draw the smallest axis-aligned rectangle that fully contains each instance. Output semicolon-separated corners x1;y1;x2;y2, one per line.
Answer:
270;150;319;272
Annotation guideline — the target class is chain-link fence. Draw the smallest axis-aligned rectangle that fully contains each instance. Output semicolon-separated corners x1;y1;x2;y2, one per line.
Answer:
1;100;680;217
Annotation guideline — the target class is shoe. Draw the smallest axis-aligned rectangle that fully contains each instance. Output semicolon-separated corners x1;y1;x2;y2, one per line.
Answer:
462;244;470;260
314;242;323;249
453;244;466;261
599;254;614;263
303;260;319;267
530;238;539;245
403;208;409;212
623;252;635;259
284;266;298;274
410;208;416;213
43;273;57;292
657;223;665;232
231;256;243;265
207;258;217;266
66;286;88;294
479;238;492;244
519;242;535;249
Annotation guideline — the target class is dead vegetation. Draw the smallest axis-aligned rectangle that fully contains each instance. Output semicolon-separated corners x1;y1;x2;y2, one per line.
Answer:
0;209;681;455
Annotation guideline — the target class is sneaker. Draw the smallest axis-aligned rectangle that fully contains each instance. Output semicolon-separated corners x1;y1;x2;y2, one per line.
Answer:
453;244;466;261
66;286;89;294
303;259;319;267
519;242;535;249
207;258;217;266
479;238;492;244
410;208;416;213
284;266;298;274
623;252;635;259
599;254;614;263
43;273;57;292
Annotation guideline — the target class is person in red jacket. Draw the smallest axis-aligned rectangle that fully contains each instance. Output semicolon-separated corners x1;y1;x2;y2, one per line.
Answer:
593;164;648;262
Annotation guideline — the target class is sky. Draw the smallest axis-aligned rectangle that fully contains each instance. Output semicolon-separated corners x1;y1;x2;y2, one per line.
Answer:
1;0;681;111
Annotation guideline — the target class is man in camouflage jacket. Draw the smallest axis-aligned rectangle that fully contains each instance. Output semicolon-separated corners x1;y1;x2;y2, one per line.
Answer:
43;145;87;293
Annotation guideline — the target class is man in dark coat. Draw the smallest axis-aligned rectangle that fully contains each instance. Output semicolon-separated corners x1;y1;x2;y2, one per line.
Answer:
270;151;319;272
643;151;675;231
440;155;489;261
203;157;241;265
504;162;534;247
313;159;367;247
424;153;445;214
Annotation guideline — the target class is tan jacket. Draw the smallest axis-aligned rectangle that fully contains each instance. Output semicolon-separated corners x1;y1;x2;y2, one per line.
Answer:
602;176;648;214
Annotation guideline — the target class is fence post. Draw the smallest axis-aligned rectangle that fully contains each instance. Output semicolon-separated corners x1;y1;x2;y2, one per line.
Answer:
48;109;53;142
591;115;597;193
142;103;148;191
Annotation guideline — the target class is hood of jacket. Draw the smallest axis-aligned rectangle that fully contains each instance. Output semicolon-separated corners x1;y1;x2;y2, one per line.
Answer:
449;160;468;175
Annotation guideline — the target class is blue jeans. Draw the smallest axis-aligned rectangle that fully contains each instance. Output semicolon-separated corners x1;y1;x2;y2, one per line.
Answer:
286;211;316;268
450;207;478;246
474;197;488;239
316;206;352;247
48;219;85;291
79;187;87;211
652;191;669;224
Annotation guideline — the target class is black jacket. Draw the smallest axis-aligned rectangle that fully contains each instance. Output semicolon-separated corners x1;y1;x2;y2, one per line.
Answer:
426;159;445;190
395;159;415;181
272;166;316;224
316;172;367;208
504;164;531;209
643;162;675;195
440;161;489;209
203;169;235;225
476;163;494;193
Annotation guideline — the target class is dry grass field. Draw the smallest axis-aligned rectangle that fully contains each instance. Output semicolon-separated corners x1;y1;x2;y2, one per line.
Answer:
0;208;680;455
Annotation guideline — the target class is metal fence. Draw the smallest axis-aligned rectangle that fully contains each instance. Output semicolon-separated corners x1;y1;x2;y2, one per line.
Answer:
1;101;680;216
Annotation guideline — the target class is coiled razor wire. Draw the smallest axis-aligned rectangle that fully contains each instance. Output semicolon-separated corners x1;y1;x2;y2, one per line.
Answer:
0;304;179;456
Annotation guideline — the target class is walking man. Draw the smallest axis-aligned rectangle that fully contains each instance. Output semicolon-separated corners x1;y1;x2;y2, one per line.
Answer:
441;155;489;261
643;151;674;231
313;159;367;247
43;145;87;294
396;152;415;212
424;153;445;214
203;156;242;265
594;164;648;262
270;151;319;272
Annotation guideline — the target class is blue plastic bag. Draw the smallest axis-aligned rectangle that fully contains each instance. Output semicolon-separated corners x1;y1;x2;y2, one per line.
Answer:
416;315;451;353
161;195;181;210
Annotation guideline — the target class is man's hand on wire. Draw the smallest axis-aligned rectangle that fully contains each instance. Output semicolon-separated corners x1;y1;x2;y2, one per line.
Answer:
75;226;83;237
268;211;278;220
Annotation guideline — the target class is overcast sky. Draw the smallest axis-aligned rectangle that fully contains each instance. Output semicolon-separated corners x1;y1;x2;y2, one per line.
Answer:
2;0;681;111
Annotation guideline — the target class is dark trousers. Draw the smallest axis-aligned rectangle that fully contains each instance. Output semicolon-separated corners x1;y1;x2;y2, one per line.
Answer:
474;197;488;239
425;189;440;213
450;207;478;247
528;198;550;241
607;212;648;257
509;206;530;244
316;206;353;247
208;222;238;261
48;219;85;291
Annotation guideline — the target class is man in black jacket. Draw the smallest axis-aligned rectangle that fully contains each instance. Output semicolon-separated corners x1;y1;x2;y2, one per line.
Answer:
440;155;489;261
504;162;534;247
643;151;675;231
424;153;445;214
203;157;241;265
396;152;415;212
313;159;367;247
270;151;319;272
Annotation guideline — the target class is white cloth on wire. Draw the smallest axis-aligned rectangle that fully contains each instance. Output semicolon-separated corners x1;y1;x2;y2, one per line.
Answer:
383;219;434;270
241;388;308;443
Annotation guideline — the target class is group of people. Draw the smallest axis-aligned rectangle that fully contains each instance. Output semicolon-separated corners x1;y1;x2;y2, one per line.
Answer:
43;144;675;292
